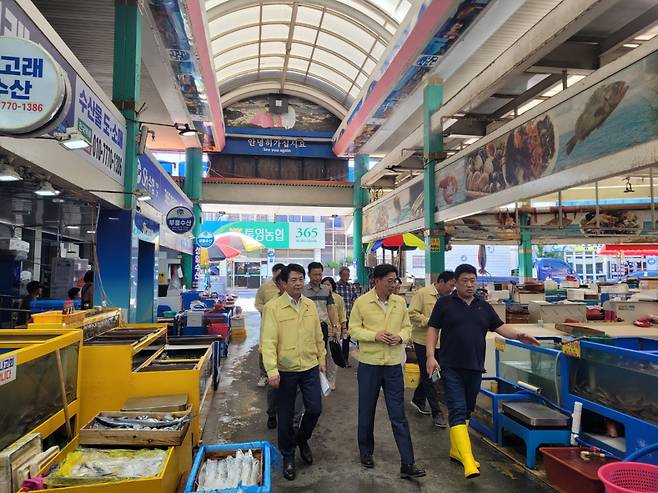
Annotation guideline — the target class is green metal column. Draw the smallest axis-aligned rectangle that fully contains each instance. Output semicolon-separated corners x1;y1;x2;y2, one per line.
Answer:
423;78;445;281
113;0;142;209
519;212;533;281
182;147;203;289
353;154;368;284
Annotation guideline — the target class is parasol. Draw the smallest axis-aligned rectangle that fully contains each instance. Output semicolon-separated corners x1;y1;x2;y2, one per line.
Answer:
213;231;264;252
368;233;425;252
204;243;242;261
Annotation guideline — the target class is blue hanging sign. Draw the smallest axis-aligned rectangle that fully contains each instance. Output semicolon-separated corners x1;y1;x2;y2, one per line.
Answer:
166;206;195;234
196;231;215;248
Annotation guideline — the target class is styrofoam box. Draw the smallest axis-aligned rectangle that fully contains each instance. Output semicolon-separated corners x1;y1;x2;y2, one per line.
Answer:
528;301;587;323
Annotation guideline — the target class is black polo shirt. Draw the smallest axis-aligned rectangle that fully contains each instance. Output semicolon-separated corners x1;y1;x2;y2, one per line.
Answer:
428;293;503;372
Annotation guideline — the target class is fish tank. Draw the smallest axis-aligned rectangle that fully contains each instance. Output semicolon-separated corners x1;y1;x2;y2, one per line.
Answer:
497;338;564;405
0;343;79;451
569;341;658;426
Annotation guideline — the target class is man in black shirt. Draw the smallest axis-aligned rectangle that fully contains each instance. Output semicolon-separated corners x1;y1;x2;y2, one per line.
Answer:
426;264;538;479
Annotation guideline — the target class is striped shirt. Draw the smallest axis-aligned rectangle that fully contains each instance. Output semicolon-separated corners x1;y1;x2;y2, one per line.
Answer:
303;283;334;323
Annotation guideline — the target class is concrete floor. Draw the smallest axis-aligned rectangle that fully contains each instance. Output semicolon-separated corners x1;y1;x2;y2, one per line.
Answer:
203;292;555;492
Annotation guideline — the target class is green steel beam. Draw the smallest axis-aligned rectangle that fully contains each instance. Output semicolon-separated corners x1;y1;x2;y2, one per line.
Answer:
519;213;534;281
353;154;368;284
183;147;203;289
423;79;445;278
113;0;142;209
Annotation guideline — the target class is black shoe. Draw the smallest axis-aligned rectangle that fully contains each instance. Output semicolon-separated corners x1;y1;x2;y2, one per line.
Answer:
360;454;375;468
400;463;426;479
297;436;313;465
283;460;296;481
432;412;448;428
410;400;431;416
267;415;277;429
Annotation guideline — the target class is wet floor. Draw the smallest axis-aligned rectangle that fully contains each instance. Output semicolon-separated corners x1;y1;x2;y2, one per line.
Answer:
203;292;555;492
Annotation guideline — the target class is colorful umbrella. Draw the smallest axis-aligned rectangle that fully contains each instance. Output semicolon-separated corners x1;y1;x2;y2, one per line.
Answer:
204;243;241;261
368;233;425;252
214;232;264;252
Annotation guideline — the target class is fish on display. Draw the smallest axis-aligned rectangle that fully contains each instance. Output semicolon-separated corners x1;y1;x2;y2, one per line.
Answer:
95;415;188;429
566;81;629;155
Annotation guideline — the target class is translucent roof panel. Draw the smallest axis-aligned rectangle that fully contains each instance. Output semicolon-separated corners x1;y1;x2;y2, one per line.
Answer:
206;0;410;112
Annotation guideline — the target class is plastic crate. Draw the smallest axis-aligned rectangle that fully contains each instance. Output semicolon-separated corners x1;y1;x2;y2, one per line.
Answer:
184;441;280;493
231;328;247;342
540;447;617;493
208;323;230;340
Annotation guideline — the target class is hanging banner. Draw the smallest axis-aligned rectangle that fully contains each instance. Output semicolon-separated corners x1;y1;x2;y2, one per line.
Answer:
137;153;192;215
445;207;658;244
362;176;424;238
200;220;325;250
434;46;658;219
0;0;127;186
333;0;491;156
74;76;125;184
0;36;69;136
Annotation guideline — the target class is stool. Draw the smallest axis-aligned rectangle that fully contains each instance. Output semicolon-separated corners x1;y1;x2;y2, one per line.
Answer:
497;413;571;468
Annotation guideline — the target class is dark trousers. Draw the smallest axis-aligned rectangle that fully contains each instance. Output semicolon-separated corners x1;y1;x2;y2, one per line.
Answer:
412;342;442;418
342;335;351;363
357;362;414;465
267;387;277;418
278;366;322;460
440;367;482;427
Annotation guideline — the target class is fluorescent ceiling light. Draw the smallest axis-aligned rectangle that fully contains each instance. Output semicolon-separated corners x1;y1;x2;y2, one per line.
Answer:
56;128;91;150
623;43;640;49
0;164;22;182
34;181;60;196
134;189;152;202
463;137;480;145
86;230;96;234
65;225;80;229
517;99;544;115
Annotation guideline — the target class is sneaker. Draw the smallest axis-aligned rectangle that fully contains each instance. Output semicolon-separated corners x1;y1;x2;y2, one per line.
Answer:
410;400;431;416
257;377;268;388
432;413;448;428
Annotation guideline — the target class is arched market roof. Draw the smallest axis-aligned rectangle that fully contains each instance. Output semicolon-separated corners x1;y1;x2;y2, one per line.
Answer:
205;0;411;116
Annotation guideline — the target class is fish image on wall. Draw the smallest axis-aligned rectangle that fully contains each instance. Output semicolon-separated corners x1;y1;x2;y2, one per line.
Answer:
565;81;629;155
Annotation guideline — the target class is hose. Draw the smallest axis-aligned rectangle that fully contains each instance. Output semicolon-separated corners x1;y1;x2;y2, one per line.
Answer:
624;443;658;463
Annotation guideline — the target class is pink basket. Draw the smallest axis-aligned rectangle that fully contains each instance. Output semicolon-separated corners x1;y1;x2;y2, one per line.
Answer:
597;462;658;493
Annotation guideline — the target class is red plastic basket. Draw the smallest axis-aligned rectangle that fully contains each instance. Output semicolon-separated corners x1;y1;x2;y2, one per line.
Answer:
597;462;658;493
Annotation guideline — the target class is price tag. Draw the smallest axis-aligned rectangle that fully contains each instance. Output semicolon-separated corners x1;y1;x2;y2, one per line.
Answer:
562;340;581;358
495;338;506;352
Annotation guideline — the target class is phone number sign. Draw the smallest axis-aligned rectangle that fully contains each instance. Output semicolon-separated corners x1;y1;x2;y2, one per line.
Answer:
75;76;125;184
0;355;16;387
0;37;69;136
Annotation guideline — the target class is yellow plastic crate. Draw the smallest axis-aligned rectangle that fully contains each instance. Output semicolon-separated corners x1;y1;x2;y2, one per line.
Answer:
230;328;247;342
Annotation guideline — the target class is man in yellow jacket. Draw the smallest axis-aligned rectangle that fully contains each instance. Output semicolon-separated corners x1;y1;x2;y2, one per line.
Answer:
408;270;455;428
262;263;326;481
349;264;425;480
256;263;285;389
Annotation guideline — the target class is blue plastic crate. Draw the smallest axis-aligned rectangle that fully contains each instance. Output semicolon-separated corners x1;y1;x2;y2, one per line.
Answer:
184;441;281;493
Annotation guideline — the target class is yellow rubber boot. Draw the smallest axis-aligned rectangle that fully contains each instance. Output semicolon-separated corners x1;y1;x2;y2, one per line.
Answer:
449;421;480;468
451;424;480;479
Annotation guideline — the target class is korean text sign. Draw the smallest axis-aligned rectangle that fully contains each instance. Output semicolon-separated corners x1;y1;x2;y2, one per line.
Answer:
0;36;68;135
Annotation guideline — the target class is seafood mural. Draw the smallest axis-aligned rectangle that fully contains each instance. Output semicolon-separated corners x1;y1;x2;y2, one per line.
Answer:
363;176;424;237
435;49;658;213
444;208;655;243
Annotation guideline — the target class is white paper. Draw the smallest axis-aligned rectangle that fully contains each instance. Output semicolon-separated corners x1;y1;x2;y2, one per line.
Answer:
320;371;331;397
